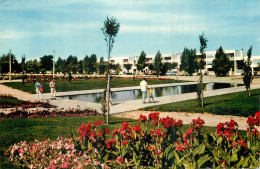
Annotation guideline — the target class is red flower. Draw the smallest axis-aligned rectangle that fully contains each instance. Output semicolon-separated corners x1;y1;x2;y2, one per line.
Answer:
121;122;130;131
221;161;227;166
252;128;259;136
132;125;142;134
155;128;161;135
148;112;160;120
105;138;116;149
175;142;185;151
117;156;123;163
92;120;103;127
139;114;147;122
122;140;128;145
238;139;247;148
98;130;104;137
104;128;110;135
112;128;120;136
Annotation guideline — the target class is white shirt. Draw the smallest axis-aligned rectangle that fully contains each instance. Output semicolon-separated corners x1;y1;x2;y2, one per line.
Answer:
140;80;148;92
49;81;56;88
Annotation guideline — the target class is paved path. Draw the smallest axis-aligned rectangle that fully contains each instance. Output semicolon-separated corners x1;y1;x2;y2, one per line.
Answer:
1;78;260;115
1;77;260;130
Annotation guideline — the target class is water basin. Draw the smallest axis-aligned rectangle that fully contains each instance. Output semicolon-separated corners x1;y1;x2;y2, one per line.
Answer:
58;83;242;103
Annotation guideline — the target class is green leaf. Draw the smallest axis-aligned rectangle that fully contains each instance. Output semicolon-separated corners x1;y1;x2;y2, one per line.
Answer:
197;144;205;155
247;140;251;149
242;156;250;168
250;154;258;167
174;151;181;164
182;159;191;169
164;144;173;159
217;137;223;145
230;153;238;162
192;145;199;156
197;154;209;168
168;151;175;160
235;156;244;168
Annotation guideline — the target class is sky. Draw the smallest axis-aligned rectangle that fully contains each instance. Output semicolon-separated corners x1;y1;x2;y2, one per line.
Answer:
0;0;260;61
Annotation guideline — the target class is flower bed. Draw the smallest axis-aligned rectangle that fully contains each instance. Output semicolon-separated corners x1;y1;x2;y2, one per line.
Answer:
24;75;106;83
0;94;54;109
4;112;259;168
0;108;99;119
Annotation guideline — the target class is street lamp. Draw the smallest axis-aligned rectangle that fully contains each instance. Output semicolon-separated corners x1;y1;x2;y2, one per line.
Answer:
53;50;55;78
9;49;12;81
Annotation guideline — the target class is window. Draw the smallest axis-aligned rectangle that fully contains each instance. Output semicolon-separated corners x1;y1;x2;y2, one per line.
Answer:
164;57;171;60
110;60;115;64
207;61;212;65
123;59;128;63
206;54;214;58
226;53;234;58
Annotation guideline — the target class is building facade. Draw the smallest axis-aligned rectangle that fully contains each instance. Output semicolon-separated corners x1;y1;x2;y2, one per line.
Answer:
108;49;260;75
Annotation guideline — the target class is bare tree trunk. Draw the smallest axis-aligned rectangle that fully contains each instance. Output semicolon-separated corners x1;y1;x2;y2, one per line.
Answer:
106;74;110;125
201;74;204;107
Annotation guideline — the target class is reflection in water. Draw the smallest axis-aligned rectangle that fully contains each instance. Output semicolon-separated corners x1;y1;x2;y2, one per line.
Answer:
60;83;240;103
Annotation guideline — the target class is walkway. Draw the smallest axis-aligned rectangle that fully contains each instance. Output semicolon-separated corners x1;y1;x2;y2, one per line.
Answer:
1;77;260;130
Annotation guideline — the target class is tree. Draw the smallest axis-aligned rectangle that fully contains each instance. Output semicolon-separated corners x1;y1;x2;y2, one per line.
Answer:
115;63;122;75
101;16;120;125
77;60;83;74
0;55;9;79
161;62;175;75
66;55;78;74
21;55;26;84
154;50;162;79
97;57;106;75
40;55;53;73
137;51;147;73
89;54;97;74
83;55;90;74
56;57;64;73
197;33;208;107
212;46;232;76
124;63;132;74
180;47;197;75
240;46;254;97
0;53;19;79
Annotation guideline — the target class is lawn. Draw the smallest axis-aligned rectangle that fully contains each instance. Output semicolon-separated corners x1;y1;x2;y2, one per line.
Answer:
142;88;260;117
3;78;186;94
0;115;224;169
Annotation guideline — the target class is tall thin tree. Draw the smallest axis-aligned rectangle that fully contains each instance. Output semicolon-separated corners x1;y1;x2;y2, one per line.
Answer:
101;16;120;125
243;46;253;97
197;33;208;107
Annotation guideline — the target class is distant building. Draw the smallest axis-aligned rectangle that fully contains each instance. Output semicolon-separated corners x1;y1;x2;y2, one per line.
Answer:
107;49;260;75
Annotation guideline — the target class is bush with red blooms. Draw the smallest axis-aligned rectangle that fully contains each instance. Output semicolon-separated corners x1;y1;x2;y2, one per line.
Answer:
4;112;260;168
23;75;106;83
0;108;99;119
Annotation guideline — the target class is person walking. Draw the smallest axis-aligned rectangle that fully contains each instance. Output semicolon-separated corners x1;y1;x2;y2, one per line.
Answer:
148;87;155;103
140;78;148;104
49;79;56;100
35;80;42;100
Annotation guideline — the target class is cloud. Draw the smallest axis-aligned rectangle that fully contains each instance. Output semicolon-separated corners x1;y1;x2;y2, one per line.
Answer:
121;25;172;33
0;21;100;39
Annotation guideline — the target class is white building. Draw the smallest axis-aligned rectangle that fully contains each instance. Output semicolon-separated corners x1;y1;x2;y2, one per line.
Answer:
107;49;260;75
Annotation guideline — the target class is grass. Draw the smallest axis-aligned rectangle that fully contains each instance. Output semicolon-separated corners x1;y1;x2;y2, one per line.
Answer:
3;78;186;94
0;115;233;169
142;88;260;117
0;96;26;106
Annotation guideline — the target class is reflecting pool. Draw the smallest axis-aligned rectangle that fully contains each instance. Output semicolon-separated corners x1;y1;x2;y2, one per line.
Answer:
59;83;240;103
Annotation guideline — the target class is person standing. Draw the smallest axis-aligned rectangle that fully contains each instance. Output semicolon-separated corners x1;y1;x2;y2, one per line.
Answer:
140;78;148;104
35;80;42;100
49;79;56;100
